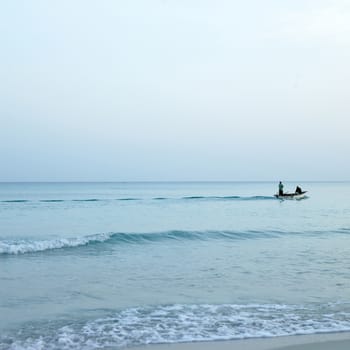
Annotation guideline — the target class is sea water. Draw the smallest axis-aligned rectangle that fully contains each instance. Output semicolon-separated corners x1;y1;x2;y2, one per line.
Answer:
0;182;350;349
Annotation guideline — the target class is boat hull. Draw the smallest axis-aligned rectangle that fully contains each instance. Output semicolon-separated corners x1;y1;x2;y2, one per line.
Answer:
274;191;308;200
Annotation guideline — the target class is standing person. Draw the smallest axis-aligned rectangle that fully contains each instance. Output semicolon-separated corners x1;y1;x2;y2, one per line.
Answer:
278;181;284;196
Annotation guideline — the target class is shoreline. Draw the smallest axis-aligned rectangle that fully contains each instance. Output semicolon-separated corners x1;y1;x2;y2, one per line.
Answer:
131;332;350;350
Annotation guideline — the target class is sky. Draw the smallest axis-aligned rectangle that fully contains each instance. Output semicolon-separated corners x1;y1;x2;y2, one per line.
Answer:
0;0;349;181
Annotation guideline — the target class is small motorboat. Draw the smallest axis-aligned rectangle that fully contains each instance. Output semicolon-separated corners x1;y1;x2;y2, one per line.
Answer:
274;191;308;200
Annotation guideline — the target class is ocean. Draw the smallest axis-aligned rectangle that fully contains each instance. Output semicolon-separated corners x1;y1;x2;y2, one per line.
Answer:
1;181;350;349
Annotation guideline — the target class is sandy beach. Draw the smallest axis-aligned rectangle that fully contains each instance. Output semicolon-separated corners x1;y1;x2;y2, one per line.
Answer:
132;332;350;350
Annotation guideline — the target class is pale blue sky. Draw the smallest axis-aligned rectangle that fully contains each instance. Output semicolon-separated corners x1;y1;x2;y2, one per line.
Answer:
1;0;349;181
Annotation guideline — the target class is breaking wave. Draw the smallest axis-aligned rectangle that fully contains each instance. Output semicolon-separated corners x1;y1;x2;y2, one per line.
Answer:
1;228;349;255
0;233;114;255
2;303;350;350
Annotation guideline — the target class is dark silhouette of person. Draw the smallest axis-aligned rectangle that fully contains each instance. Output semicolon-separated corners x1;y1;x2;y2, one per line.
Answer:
279;181;284;196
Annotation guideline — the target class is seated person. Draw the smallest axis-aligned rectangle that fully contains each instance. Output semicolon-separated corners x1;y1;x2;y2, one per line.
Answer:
295;186;302;194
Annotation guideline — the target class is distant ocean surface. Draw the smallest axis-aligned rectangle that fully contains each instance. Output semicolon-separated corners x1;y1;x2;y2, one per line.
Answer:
1;182;350;350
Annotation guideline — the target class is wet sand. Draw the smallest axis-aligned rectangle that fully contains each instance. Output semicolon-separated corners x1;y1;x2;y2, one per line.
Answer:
131;332;350;350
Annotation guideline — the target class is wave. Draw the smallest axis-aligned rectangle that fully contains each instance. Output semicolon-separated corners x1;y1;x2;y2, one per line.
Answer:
1;199;106;203
2;303;350;350
183;195;275;200
0;231;244;255
0;233;114;255
0;195;276;204
1;228;349;255
118;197;140;201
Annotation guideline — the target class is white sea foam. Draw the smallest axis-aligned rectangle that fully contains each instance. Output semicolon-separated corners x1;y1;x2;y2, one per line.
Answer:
0;233;113;255
2;303;350;350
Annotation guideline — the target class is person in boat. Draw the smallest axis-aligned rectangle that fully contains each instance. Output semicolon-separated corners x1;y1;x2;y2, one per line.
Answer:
278;181;284;196
295;186;302;194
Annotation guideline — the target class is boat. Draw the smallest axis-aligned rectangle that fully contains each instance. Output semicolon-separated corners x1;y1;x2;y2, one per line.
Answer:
274;191;308;200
